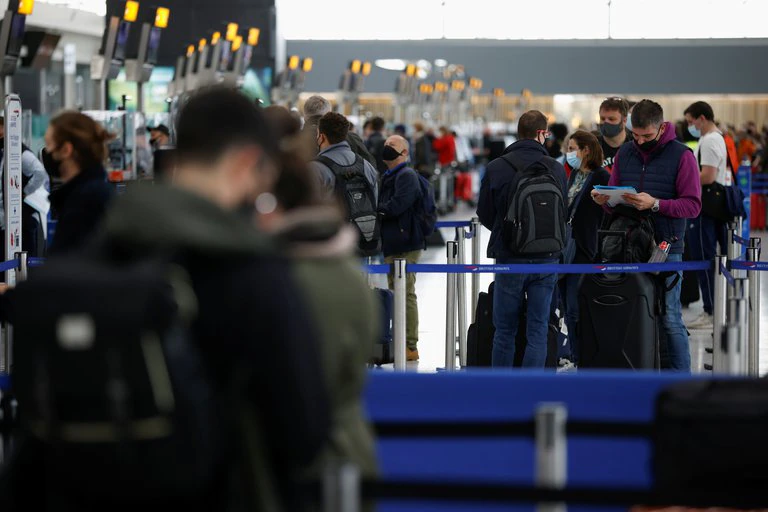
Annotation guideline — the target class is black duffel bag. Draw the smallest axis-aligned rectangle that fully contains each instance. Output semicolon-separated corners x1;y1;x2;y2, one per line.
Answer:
653;379;768;493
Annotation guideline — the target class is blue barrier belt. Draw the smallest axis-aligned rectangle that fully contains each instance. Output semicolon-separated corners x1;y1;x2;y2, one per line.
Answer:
0;373;8;391
29;257;45;267
435;221;473;228
732;234;750;246
0;258;20;273
404;261;711;274
731;260;768;272
365;264;391;274
720;262;736;286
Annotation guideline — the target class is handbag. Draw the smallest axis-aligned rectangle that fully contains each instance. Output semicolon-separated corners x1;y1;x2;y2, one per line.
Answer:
699;146;746;222
561;172;593;265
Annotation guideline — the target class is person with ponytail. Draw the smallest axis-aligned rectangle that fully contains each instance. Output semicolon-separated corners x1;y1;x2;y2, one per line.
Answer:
44;111;114;255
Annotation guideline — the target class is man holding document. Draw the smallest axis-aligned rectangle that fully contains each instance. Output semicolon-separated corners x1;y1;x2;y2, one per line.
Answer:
591;99;701;372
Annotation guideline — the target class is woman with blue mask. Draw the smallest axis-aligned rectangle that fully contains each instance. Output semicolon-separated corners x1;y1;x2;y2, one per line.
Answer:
559;130;611;368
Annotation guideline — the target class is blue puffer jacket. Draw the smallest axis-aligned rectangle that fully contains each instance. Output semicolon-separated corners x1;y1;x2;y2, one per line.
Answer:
378;164;425;256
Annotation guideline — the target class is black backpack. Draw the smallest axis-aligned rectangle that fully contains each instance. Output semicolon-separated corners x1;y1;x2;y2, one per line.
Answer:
599;204;656;263
317;154;381;256
501;153;566;256
8;254;222;502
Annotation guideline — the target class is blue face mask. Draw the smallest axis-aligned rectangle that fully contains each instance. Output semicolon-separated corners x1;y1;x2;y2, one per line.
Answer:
688;124;701;139
566;151;582;170
626;113;633;131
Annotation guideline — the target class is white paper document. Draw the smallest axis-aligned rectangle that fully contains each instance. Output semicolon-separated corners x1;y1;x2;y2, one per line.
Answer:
593;185;638;207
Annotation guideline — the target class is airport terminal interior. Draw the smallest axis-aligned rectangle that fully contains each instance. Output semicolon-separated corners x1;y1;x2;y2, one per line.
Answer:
0;0;767;510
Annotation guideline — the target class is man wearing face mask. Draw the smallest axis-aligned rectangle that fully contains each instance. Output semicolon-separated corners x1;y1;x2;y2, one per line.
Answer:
596;97;632;172
683;101;729;330
591;99;701;372
378;135;427;362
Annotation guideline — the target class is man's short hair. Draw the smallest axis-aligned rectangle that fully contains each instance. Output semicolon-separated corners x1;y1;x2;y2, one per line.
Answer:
318;112;350;145
599;97;629;117
303;95;332;120
175;86;276;165
370;117;385;132
684;101;715;122
517;110;548;140
630;100;664;130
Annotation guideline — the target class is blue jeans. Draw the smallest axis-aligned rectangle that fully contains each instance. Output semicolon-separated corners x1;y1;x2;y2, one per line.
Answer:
492;259;558;368
561;273;581;364
661;253;691;372
687;215;726;314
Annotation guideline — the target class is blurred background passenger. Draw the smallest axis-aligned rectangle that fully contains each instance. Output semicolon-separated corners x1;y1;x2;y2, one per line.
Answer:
44;112;114;255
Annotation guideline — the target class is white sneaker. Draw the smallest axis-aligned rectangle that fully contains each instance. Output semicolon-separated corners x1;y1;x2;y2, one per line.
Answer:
557;358;577;373
687;312;714;330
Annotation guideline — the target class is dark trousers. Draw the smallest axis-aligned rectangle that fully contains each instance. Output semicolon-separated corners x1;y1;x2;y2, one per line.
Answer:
687;214;726;314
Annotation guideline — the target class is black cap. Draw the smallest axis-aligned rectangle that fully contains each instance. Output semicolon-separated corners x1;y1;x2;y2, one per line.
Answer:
147;124;170;136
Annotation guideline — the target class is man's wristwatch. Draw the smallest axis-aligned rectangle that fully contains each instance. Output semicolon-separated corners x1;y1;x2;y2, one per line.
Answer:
651;199;660;213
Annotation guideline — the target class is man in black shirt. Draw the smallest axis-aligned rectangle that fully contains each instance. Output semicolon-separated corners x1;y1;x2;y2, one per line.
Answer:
597;97;631;172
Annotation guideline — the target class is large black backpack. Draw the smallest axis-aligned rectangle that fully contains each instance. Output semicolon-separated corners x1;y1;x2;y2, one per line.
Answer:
501;153;566;257
317;154;381;256
8;253;222;503
599;204;656;263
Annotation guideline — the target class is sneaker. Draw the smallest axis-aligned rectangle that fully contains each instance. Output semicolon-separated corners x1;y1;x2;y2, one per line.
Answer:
687;312;714;330
407;348;420;361
557;358;577;373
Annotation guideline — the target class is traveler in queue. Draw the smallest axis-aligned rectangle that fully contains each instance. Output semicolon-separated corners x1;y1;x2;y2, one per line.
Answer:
559;130;610;366
302;95;376;167
44;112;114;255
259;106;379;502
378;135;427;362
310;112;379;203
684;101;729;330
98;88;330;509
477;110;568;368
365;116;388;173
0;115;49;258
597;97;632;172
591;99;701;372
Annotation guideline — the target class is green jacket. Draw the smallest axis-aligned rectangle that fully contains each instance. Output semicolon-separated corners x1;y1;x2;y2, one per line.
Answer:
272;206;379;478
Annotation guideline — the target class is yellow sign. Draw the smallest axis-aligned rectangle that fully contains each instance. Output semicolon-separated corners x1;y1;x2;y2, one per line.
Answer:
211;31;221;45
351;60;362;74
493;88;505;97
302;58;313;72
154;7;169;28
362;62;371;76
405;64;416;77
226;23;239;42
123;0;139;22
288;55;300;70
16;0;34;15
248;28;260;46
198;38;206;52
232;35;243;52
186;44;194;57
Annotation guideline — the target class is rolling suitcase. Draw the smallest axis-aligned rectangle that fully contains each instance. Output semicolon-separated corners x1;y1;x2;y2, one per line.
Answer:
578;228;660;370
454;172;472;202
370;288;394;366
467;282;494;367
578;271;660;369
680;227;700;307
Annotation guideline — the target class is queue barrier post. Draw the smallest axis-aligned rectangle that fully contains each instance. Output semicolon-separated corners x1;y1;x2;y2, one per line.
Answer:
444;241;458;371
725;297;747;375
536;403;568;512
456;227;468;367
747;239;761;376
471;217;482;316
712;255;728;373
323;463;361;512
393;259;407;371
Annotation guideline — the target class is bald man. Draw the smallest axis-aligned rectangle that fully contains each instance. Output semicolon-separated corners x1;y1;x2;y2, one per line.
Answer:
378;135;427;361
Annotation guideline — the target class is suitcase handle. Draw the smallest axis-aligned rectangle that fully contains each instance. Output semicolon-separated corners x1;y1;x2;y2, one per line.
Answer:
597;229;627;263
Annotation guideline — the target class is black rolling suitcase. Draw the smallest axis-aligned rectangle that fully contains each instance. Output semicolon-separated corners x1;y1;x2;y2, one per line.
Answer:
467;282;494;367
370;288;394;366
680;226;700;307
578;227;660;370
